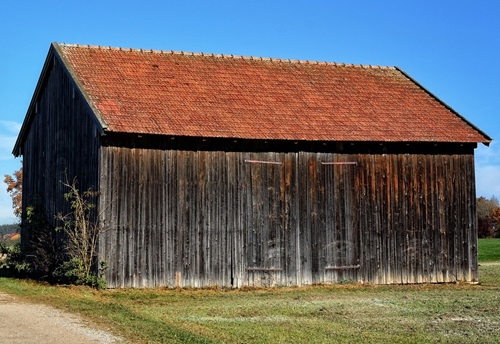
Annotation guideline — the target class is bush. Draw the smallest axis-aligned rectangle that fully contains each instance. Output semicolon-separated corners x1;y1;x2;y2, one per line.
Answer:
53;258;106;289
25;201;61;279
55;179;107;289
0;242;32;277
3;178;107;289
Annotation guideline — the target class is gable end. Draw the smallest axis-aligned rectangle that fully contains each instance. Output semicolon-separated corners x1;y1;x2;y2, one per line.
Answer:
13;42;107;157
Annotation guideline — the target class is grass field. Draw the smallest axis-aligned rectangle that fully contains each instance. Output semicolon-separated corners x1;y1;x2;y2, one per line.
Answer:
478;238;500;262
0;239;499;343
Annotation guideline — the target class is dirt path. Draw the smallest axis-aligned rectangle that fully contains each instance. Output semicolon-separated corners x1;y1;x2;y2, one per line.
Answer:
0;292;124;343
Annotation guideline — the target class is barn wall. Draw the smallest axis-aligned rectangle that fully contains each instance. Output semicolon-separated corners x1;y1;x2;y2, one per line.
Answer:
99;147;478;288
356;154;477;284
20;58;100;247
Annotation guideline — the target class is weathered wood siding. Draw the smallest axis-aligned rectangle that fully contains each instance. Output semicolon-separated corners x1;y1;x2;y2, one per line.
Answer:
356;154;477;284
20;57;100;245
99;147;478;288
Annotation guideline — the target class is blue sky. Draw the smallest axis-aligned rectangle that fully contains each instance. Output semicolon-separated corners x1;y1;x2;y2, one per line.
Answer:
0;0;498;224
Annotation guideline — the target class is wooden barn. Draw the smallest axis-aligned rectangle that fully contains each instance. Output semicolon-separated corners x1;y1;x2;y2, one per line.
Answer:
14;42;491;288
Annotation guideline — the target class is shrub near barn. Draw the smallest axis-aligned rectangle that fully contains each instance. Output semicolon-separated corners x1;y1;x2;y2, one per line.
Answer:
0;224;23;276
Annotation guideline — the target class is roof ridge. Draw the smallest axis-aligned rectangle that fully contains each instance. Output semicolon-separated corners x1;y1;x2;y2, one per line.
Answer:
58;43;395;69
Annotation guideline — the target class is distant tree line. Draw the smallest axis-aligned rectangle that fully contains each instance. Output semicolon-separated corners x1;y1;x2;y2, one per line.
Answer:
477;196;500;238
0;224;20;237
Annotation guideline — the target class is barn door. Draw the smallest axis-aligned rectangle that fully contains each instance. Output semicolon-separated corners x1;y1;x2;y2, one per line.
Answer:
322;160;360;282
244;157;285;287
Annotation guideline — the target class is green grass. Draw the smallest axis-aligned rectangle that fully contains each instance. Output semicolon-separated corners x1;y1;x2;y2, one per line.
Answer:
1;270;499;344
0;240;499;343
478;238;500;262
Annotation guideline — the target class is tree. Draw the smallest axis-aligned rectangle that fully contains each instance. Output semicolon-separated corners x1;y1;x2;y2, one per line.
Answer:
489;207;500;238
54;178;106;288
477;196;500;238
4;165;22;217
0;224;20;236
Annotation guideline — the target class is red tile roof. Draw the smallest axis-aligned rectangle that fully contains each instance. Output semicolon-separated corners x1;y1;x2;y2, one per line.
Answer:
55;43;490;144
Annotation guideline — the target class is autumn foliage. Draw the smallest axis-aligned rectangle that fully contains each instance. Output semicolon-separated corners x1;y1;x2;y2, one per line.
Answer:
477;196;500;238
4;166;22;217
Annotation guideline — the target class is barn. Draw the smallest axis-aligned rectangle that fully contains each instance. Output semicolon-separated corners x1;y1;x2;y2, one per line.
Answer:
14;42;491;288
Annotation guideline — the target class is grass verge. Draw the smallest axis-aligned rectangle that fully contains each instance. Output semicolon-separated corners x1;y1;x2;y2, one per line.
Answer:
0;239;499;343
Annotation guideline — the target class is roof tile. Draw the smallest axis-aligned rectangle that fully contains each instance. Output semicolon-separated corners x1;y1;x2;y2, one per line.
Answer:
57;43;490;144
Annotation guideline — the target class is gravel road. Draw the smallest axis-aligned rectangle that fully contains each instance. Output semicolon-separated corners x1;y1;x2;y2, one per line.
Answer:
0;292;124;343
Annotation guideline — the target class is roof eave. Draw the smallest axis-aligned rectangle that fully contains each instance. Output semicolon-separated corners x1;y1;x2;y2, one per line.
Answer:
395;66;492;147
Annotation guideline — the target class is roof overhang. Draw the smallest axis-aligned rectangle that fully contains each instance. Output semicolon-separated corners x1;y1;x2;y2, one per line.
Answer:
395;67;492;147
